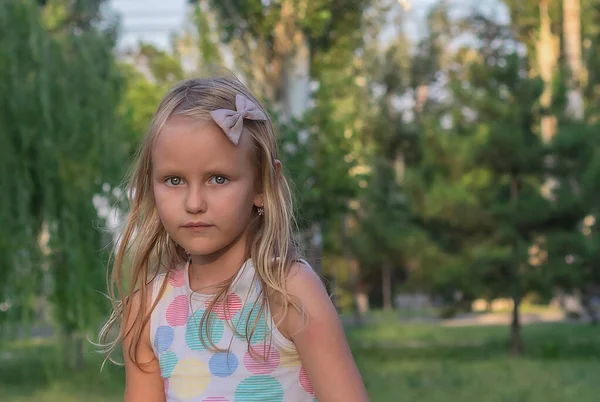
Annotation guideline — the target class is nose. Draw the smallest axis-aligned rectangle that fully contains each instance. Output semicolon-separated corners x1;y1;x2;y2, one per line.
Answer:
184;184;207;214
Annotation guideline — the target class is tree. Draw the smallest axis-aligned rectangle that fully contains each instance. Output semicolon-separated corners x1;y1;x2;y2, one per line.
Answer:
350;1;460;310
405;8;568;353
118;43;187;156
563;0;585;120
197;0;370;274
545;121;600;324
0;0;127;367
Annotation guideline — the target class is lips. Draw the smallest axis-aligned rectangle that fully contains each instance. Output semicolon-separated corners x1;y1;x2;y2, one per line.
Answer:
183;221;213;228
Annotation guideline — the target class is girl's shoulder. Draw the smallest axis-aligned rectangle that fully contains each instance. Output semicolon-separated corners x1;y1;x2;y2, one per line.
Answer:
269;259;327;337
285;259;326;299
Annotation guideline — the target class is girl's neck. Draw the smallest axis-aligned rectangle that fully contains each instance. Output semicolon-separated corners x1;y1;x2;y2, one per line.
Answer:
188;234;250;293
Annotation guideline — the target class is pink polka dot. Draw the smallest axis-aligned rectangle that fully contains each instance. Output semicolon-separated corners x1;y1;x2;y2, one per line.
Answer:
243;344;280;375
299;365;315;395
164;378;169;395
203;398;228;402
168;269;185;287
208;293;242;320
166;295;189;326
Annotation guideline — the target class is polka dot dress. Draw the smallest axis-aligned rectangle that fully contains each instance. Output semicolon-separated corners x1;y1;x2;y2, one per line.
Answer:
150;260;318;402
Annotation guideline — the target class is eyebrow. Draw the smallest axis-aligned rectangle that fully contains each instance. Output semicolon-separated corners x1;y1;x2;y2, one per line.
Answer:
153;164;240;177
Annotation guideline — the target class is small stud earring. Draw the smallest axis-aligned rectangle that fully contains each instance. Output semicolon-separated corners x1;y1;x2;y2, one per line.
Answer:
257;206;264;216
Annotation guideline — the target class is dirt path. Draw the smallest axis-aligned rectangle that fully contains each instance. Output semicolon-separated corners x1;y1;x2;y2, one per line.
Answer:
443;311;566;327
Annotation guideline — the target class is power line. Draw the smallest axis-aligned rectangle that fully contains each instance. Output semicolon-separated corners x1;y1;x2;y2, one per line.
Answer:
114;11;184;18
121;26;183;33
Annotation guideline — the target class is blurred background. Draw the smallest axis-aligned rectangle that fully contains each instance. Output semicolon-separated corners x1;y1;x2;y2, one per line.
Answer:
1;0;600;400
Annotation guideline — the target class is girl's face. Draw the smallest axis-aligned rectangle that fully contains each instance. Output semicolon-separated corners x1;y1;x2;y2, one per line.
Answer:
152;116;263;259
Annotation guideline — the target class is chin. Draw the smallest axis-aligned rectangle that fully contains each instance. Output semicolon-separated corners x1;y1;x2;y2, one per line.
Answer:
185;244;223;257
179;230;248;258
183;238;233;258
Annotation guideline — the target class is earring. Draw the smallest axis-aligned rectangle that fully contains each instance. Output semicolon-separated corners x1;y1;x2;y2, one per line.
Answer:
257;206;264;216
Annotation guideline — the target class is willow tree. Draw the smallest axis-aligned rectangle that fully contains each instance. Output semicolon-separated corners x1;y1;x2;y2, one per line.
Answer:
0;0;127;367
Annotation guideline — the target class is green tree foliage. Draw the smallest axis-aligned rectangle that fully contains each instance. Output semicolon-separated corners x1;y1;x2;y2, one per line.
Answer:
199;0;370;256
118;43;186;154
405;14;560;352
545;121;600;323
0;0;127;366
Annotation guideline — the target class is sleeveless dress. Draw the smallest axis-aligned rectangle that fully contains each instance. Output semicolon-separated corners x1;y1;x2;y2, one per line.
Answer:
150;259;317;401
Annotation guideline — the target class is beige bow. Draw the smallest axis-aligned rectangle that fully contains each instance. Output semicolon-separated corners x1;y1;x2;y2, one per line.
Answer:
210;94;267;145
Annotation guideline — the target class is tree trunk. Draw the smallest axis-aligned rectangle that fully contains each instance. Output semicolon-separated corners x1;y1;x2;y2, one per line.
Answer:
510;295;523;356
63;330;85;369
305;222;323;275
536;0;559;142
581;290;598;325
273;0;310;121
509;176;523;356
280;32;310;120
350;259;364;327
563;0;584;120
382;260;393;311
537;0;561;198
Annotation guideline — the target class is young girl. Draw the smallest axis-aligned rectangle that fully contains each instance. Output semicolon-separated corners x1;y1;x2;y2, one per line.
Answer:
100;76;369;402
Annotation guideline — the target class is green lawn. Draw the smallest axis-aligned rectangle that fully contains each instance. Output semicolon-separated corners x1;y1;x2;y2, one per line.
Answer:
2;321;600;401
350;322;600;401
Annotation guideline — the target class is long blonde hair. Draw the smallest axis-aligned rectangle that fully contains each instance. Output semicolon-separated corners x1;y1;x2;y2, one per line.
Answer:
99;76;300;368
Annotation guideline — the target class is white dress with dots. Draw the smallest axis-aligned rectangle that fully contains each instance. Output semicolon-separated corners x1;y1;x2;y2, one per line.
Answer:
150;259;317;402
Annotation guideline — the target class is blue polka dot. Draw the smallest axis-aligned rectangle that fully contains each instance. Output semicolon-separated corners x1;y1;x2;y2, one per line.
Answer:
234;375;284;401
159;351;178;378
185;309;224;351
154;325;174;353
209;352;239;378
232;303;268;344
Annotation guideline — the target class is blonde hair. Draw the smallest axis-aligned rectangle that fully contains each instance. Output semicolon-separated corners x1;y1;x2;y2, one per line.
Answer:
99;76;300;368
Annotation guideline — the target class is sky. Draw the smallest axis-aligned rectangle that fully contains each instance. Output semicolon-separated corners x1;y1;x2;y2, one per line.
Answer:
107;0;188;50
107;0;509;51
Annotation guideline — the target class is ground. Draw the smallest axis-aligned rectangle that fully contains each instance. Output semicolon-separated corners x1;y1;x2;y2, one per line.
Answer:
2;314;600;401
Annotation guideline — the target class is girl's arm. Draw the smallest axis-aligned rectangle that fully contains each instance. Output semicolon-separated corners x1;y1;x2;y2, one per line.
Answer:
122;291;166;402
281;262;370;402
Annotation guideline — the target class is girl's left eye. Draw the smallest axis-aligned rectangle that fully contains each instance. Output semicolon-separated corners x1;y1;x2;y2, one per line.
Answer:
210;176;229;185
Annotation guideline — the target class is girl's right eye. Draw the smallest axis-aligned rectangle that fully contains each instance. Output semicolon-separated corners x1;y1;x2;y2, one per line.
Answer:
166;177;184;186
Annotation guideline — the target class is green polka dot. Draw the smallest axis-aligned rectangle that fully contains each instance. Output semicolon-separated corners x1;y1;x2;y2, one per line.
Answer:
231;303;268;344
159;351;178;378
234;375;284;401
185;309;224;351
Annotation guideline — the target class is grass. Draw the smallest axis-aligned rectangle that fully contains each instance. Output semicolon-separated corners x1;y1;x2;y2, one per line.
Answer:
0;339;124;401
1;320;600;401
349;321;600;401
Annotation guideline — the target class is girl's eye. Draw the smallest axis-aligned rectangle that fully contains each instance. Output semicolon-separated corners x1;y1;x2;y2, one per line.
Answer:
210;176;229;185
166;177;183;186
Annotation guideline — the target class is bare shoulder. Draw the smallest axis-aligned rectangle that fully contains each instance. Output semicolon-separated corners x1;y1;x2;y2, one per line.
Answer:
286;260;328;300
122;283;165;402
122;288;151;344
277;260;337;339
280;261;369;401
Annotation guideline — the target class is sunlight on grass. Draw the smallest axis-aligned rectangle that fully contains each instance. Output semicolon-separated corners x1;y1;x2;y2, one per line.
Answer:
2;321;600;402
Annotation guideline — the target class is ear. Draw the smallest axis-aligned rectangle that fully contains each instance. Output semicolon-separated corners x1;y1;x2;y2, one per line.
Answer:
273;159;282;179
253;193;264;208
253;159;282;208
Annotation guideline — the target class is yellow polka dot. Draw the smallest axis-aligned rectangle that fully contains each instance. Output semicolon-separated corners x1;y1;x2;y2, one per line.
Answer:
170;358;211;399
279;350;301;368
161;283;174;299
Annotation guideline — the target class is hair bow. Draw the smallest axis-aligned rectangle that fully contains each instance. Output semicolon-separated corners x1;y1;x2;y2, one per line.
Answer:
210;94;267;145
